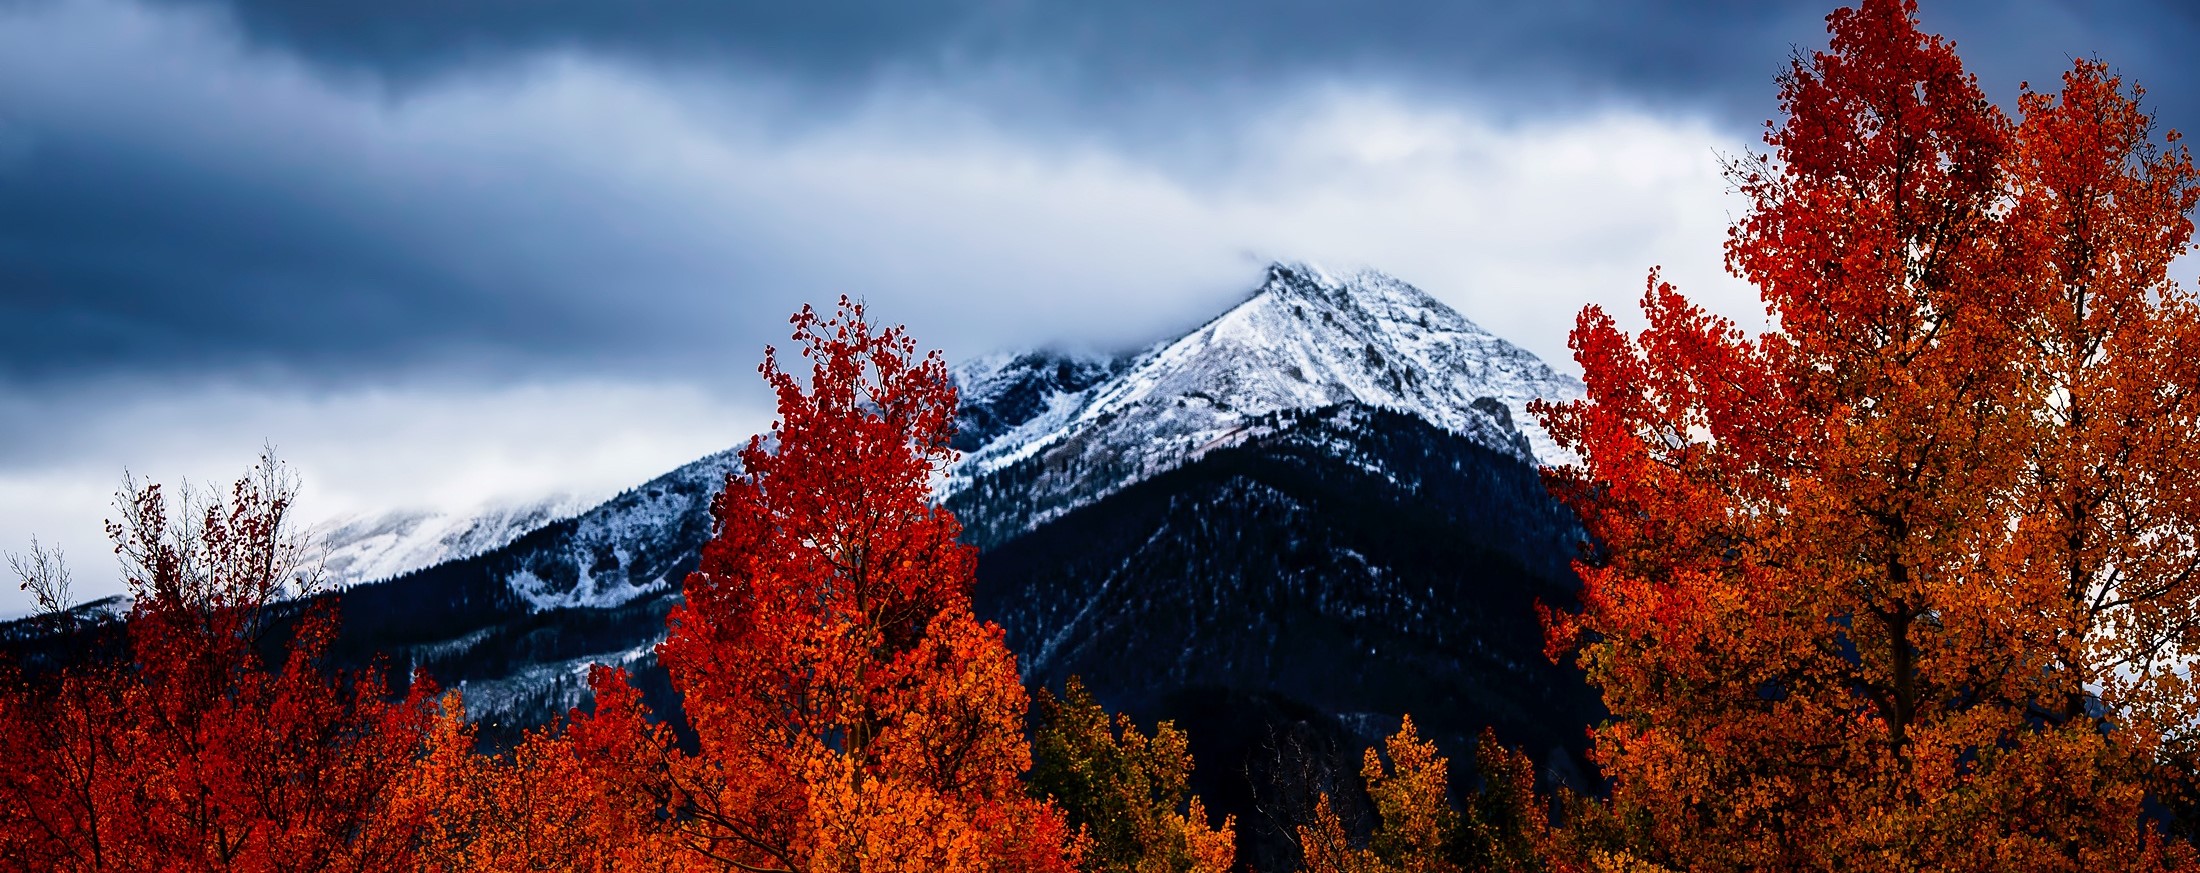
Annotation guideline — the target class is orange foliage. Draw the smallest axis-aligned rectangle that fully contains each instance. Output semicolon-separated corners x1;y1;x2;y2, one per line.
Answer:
1030;677;1235;873
400;676;682;873
560;298;1083;872
1534;1;2200;869
0;454;436;872
1;302;1092;872
1359;717;1459;873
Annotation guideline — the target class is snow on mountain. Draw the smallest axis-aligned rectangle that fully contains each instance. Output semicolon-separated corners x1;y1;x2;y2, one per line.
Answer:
949;350;1123;454
334;261;1584;610
940;262;1584;539
0;259;1601;774
494;448;740;611
312;493;598;588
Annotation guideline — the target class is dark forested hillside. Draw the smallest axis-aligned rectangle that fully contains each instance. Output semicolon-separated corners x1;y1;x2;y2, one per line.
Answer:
970;402;1597;871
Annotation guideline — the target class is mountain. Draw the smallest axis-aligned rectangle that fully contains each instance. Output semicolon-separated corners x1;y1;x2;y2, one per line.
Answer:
314;448;740;731
1;261;1597;868
948;349;1124;454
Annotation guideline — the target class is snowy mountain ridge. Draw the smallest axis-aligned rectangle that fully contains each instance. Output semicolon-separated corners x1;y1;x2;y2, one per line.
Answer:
312;494;599;589
492;448;741;611
281;262;1585;607
2;260;1602;758
940;262;1583;541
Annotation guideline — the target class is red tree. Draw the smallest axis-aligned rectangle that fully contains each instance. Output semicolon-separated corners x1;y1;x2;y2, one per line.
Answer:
0;454;437;872
571;298;1082;872
1535;1;2200;869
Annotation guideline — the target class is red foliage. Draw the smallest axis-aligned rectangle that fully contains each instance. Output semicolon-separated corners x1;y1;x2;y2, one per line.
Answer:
1535;1;2200;869
0;455;436;872
567;298;1083;872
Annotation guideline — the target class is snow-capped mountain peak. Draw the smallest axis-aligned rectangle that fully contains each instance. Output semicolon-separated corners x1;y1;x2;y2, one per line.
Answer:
1093;262;1573;455
939;262;1584;542
949;349;1122;454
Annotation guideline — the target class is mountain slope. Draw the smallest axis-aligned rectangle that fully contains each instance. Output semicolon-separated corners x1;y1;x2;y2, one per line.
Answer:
284;262;1577;609
312;493;598;589
949;350;1125;454
971;402;1595;871
314;449;738;729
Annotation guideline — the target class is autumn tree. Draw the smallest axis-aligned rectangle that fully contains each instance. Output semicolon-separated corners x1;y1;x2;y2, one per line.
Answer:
1297;717;1456;873
1298;719;1560;873
400;677;681;873
1451;729;1559;873
570;298;1082;872
0;452;437;872
1030;677;1235;873
1534;0;2200;869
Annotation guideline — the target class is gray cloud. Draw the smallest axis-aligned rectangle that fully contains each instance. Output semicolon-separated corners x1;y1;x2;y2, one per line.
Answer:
0;7;736;385
7;0;2198;390
0;1;1763;407
139;0;1818;134
134;1;2200;131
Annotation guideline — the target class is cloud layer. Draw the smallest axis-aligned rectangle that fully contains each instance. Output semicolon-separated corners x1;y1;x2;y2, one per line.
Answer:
3;0;1771;383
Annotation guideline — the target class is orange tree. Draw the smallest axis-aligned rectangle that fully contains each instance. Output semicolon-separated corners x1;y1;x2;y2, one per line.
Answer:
1297;717;1460;873
570;298;1083;872
1535;1;2200;869
400;678;683;873
0;454;437;872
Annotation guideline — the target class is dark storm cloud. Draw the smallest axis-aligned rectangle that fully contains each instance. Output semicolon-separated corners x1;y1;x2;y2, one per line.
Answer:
164;0;1823;124
148;0;2200;129
1;147;641;384
5;129;525;378
0;1;778;386
7;0;2200;389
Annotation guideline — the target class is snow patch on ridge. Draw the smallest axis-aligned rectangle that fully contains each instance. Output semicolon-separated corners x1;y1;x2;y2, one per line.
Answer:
315;262;1587;614
499;448;741;612
313;493;599;588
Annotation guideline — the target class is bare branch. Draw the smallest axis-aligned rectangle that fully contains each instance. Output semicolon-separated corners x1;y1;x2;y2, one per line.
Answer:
8;536;73;615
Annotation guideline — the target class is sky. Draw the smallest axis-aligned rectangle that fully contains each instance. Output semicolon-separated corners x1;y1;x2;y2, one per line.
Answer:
5;0;2198;611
